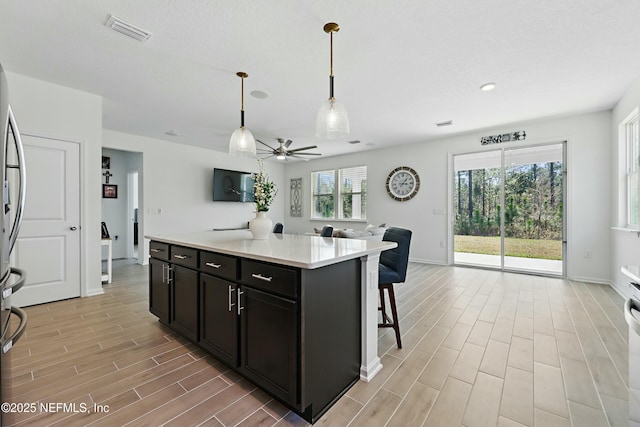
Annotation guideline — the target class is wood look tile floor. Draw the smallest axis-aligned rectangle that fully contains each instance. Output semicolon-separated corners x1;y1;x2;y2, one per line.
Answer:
6;260;629;427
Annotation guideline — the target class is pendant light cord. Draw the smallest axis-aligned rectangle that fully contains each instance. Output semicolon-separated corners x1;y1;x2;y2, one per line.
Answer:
329;29;334;99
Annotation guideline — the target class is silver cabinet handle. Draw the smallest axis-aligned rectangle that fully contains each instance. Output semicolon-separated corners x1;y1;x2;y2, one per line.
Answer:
162;263;167;284
237;288;245;315
150;248;161;253
173;255;188;260
251;273;272;282
166;266;173;284
205;262;221;269
228;285;235;312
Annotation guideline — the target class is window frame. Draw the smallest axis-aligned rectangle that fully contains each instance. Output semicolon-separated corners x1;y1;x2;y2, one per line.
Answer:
311;165;367;221
620;107;640;228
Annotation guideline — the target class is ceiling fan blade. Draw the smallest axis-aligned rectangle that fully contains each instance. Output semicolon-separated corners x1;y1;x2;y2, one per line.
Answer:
288;145;318;153
284;139;293;148
292;152;322;156
257;139;277;151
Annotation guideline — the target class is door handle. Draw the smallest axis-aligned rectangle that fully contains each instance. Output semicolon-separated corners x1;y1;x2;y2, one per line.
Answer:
2;307;27;354
69;226;78;231
6;106;26;253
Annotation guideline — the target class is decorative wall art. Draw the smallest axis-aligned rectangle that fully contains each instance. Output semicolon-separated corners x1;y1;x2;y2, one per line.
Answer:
102;184;118;199
290;178;302;217
102;156;111;169
481;130;526;146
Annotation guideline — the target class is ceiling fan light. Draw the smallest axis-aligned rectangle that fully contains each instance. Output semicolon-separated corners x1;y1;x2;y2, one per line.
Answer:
276;153;286;160
229;126;256;157
316;97;350;139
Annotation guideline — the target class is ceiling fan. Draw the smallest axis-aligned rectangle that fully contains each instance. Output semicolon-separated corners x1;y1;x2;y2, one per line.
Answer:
257;138;322;161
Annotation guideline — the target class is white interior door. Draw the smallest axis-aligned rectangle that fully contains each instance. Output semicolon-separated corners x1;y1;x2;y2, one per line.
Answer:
10;134;81;307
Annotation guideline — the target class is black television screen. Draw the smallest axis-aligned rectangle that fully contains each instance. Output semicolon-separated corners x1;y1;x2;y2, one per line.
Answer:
213;168;255;202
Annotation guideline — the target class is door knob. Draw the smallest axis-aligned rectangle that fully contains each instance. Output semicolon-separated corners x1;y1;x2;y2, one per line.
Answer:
69;226;78;231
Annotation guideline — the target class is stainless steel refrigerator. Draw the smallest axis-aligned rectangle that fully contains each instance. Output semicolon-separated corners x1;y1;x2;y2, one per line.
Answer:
0;62;27;425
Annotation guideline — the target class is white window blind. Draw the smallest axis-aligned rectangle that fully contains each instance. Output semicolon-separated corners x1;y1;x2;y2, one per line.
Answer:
628;114;640;226
312;166;367;220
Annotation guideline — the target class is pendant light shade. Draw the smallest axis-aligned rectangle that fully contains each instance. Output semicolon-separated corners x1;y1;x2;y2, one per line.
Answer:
229;72;256;157
316;22;350;139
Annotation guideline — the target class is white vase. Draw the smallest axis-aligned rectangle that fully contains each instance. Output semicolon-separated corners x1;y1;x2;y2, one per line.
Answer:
249;211;272;240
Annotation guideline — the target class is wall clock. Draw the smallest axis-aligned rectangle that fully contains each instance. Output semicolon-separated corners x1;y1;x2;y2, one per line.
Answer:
386;166;420;201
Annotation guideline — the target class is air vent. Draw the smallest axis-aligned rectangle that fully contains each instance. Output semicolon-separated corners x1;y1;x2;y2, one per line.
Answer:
348;140;361;144
105;15;152;42
436;120;453;127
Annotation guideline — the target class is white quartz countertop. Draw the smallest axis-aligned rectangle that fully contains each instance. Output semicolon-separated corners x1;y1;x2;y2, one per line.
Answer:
145;231;397;269
622;265;640;283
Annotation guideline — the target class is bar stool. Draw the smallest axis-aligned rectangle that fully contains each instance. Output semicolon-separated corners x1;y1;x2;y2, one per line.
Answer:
378;227;412;349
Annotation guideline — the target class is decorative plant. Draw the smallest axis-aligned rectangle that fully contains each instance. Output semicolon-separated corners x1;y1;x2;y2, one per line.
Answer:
253;160;277;212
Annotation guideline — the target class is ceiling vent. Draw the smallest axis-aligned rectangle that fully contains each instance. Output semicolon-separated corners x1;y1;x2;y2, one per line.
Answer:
105;15;152;42
436;120;453;127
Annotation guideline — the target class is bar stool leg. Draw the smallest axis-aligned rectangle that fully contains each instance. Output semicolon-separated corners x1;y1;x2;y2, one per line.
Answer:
387;284;402;349
377;283;402;349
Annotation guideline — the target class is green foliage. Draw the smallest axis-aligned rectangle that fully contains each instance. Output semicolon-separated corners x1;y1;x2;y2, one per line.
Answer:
252;160;277;212
454;161;563;241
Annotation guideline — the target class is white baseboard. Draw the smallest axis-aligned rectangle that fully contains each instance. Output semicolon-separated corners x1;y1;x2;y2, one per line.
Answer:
409;258;447;266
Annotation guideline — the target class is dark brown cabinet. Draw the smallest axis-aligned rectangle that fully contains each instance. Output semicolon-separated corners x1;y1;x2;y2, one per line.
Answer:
171;265;198;341
200;273;238;366
149;257;170;323
240;286;298;406
149;241;361;424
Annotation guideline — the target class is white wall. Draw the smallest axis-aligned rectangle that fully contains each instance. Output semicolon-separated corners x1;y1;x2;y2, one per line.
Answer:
611;73;640;296
6;72;103;297
285;111;612;283
102;130;286;263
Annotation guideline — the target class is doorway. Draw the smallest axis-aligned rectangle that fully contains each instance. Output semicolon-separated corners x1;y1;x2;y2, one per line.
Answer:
453;142;566;276
101;148;143;268
127;171;139;260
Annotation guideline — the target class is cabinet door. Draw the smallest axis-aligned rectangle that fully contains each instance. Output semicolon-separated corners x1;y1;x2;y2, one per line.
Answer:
240;286;298;407
171;265;199;341
200;274;238;366
149;257;170;323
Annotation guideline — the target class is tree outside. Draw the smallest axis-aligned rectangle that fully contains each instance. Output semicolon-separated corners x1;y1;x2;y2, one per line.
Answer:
454;160;563;260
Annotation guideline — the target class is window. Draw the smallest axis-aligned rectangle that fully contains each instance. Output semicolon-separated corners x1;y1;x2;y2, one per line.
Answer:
625;109;640;226
312;166;367;220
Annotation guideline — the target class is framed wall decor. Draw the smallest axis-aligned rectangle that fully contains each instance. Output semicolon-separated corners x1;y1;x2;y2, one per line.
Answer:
102;184;118;199
102;156;111;169
290;178;302;217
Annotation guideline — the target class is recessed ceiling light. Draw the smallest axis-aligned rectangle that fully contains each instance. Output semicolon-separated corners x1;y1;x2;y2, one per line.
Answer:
480;82;496;92
250;90;269;99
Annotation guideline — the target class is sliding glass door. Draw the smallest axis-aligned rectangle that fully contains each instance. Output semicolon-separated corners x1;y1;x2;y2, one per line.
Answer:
453;143;565;276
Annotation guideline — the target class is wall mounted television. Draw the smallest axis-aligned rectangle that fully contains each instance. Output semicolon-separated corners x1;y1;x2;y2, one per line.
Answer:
213;168;254;202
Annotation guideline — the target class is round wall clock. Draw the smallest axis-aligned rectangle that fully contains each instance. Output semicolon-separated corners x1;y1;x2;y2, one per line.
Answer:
386;166;420;201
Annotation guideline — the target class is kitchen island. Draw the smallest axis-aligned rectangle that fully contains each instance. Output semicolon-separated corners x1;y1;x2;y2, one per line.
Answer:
145;230;396;423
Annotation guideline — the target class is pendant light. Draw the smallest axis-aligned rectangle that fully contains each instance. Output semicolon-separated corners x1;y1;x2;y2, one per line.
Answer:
229;71;257;157
316;22;350;139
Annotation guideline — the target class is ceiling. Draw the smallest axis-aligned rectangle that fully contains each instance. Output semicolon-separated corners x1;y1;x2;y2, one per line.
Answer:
2;0;640;159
